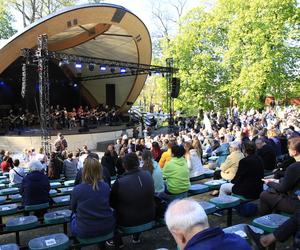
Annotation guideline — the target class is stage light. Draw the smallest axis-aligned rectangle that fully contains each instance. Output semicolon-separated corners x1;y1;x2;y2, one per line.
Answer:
120;67;126;73
155;71;160;76
88;64;95;71
100;65;107;71
0;81;4;86
75;62;82;69
73;83;78;87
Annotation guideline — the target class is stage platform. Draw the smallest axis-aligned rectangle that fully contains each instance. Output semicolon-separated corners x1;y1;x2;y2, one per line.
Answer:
0;124;135;152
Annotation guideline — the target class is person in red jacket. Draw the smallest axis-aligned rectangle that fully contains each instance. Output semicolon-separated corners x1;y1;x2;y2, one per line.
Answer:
1;156;11;172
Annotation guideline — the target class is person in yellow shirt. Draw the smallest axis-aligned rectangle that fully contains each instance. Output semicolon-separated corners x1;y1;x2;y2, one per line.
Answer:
159;141;174;168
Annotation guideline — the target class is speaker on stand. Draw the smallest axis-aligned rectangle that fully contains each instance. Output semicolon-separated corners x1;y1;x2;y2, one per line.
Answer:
171;77;180;98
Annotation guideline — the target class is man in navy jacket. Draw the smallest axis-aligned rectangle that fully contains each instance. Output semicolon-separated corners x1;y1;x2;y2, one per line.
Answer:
165;199;251;250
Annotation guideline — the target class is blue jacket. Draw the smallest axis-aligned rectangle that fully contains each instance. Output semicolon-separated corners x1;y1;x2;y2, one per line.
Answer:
185;227;251;250
71;180;115;238
20;171;50;206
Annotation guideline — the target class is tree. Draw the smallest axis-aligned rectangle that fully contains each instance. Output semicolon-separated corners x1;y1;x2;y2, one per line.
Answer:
169;0;300;112
0;1;16;39
9;0;76;27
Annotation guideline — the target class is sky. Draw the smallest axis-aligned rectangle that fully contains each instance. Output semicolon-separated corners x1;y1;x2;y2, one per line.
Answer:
10;0;213;35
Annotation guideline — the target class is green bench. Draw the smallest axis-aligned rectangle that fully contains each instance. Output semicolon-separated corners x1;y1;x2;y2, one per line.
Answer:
9;194;22;202
0;196;6;204
210;195;241;226
28;233;69;250
49;190;58;197
198;201;217;215
210;195;240;209
76;232;113;246
44;209;72;224
188;184;209;195
0;204;18;216
0;188;19;196
5;215;38;231
25;203;49;212
0;244;19;250
58;187;74;195
223;223;264;240
204;180;227;190
52;196;70;206
252;214;289;233
63;180;75;187
118;221;156;235
204;169;215;178
50;182;62;189
189;174;206;182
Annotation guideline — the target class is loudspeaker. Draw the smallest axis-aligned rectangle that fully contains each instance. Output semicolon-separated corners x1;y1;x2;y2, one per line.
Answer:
171;77;180;98
106;84;115;107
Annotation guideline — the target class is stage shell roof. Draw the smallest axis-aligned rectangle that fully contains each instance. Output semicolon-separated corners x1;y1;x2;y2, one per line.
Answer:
0;3;152;112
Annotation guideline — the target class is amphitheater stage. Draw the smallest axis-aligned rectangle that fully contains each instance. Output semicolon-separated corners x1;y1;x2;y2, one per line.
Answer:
0;124;136;153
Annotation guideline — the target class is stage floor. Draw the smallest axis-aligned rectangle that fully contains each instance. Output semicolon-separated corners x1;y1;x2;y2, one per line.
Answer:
3;123;132;137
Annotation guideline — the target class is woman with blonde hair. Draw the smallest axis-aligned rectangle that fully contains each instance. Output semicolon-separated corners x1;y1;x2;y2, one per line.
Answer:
70;156;115;239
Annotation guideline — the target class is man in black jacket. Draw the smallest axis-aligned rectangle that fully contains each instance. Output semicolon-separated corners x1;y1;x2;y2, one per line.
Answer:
108;153;155;247
255;138;276;171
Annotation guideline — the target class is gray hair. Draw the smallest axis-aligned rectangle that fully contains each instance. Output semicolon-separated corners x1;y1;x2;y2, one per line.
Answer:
165;199;209;232
28;160;44;172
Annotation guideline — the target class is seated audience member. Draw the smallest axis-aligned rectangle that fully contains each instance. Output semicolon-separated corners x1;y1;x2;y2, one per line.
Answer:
163;145;190;200
109;153;155;247
159;141;174;168
214;141;244;181
165;199;252;250
151;141;162;162
20;160;50;206
184;141;205;178
63;152;77;180
247;202;300;250
70;157;115;240
74;153;111;187
255;138;276;171
219;141;264;199
213;135;230;167
9;159;25;185
142;150;165;193
1;156;11;172
260;137;300;215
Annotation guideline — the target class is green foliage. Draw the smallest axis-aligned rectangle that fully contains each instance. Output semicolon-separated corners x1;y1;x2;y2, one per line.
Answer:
0;1;16;39
167;0;300;112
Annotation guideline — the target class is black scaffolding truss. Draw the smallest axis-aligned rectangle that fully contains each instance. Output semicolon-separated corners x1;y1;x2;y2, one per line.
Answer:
21;35;177;153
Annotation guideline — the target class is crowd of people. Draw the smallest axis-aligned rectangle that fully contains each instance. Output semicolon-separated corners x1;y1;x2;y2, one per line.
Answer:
0;105;300;249
1;104;121;132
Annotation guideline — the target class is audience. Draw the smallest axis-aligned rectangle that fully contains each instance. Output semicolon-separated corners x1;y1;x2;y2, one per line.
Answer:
142;150;165;193
63;152;78;180
159;141;173;168
9;159;25;185
255;138;276;171
260;137;300;215
219;142;264;199
162;145;191;201
165;199;252;250
20;160;50;206
184;141;205;178
70;157;115;241
109;153;155;247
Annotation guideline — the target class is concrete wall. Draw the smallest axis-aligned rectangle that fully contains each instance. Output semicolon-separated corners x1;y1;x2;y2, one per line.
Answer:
0;128;133;153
